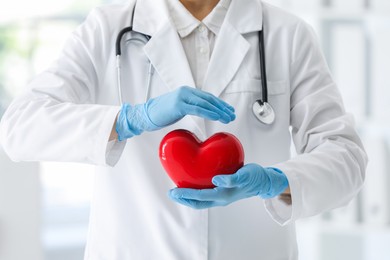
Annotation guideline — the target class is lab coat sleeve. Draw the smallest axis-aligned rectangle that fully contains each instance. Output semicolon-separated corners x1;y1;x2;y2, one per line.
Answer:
0;8;125;166
264;21;368;225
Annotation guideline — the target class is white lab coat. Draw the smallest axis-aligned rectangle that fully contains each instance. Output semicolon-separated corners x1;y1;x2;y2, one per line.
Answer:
0;0;367;259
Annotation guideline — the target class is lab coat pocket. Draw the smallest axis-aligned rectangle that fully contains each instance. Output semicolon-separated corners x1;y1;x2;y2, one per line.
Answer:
223;79;286;95
212;79;290;164
220;79;290;130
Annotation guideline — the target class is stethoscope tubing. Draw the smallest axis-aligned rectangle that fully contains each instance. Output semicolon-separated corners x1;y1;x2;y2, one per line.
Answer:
258;29;268;104
115;3;275;124
115;27;133;105
116;26;151;104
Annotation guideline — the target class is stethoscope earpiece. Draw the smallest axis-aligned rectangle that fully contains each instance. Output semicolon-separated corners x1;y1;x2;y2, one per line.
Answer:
252;100;275;125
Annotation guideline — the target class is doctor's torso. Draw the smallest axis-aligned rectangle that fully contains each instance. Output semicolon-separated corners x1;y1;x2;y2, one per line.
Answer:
0;0;368;257
81;1;300;259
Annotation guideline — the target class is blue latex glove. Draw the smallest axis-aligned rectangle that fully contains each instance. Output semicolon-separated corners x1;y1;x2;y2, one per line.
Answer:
116;86;236;141
168;164;289;209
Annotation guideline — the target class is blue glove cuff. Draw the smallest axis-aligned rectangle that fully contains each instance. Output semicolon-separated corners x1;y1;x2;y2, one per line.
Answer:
261;167;289;199
116;103;163;141
116;104;142;141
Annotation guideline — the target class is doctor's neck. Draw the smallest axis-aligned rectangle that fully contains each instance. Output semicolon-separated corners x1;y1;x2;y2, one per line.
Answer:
179;0;220;21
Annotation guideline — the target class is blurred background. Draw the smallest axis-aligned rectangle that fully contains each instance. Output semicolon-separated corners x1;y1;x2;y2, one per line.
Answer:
0;0;389;259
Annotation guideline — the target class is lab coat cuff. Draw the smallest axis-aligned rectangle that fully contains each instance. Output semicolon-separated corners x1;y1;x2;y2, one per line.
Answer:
264;164;303;226
94;106;125;167
105;139;126;167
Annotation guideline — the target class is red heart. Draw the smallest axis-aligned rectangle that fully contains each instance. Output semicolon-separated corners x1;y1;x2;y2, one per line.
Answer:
159;129;244;189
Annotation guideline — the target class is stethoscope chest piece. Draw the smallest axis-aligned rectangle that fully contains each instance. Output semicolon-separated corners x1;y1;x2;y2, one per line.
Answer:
252;101;275;125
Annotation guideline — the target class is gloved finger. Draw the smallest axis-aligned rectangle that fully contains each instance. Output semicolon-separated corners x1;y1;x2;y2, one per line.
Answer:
212;164;261;188
212;167;251;188
168;189;217;209
171;197;216;209
212;174;240;188
170;187;228;201
184;104;233;124
188;88;235;113
183;96;234;122
184;95;236;121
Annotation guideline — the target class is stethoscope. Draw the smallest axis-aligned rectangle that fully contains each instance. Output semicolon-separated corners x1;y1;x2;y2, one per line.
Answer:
115;3;275;125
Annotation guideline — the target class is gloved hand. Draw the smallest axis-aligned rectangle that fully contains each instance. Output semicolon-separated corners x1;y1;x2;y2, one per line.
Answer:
168;164;289;209
116;86;236;141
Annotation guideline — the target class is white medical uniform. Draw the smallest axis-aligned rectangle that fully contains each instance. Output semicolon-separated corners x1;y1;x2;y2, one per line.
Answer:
0;0;368;259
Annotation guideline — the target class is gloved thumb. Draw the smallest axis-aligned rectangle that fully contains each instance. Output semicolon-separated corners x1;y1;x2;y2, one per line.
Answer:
212;173;240;188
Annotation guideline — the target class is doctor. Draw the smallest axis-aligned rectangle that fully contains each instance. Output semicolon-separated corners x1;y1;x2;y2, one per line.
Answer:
0;0;367;259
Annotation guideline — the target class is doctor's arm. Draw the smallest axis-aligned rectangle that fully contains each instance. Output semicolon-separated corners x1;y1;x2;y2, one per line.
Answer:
169;164;291;209
264;21;368;225
0;7;235;166
0;8;123;166
169;21;365;220
114;86;236;141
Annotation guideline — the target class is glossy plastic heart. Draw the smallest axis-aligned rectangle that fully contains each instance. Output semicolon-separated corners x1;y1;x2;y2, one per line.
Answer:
159;129;244;189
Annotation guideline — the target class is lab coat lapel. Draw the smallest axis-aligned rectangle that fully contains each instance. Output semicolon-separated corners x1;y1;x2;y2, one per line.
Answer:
132;0;196;91
133;0;195;90
202;0;263;98
143;24;196;92
201;22;250;98
144;27;207;137
132;0;206;137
